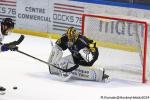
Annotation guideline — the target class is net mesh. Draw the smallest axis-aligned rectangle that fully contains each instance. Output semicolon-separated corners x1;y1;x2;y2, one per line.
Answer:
82;14;150;83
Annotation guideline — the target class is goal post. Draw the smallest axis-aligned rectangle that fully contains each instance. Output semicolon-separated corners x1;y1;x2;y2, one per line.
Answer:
82;14;149;83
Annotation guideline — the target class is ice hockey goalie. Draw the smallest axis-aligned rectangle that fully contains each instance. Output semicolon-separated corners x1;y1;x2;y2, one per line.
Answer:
48;27;109;82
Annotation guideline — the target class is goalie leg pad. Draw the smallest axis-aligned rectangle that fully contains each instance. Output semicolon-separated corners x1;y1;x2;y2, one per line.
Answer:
48;45;63;75
58;55;75;77
48;52;108;82
71;66;105;81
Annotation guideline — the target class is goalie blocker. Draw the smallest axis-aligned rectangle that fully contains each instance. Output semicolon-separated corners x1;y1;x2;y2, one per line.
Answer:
48;27;109;82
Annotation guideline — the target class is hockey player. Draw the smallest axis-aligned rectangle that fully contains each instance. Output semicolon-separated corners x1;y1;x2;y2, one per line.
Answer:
48;27;109;82
0;18;18;92
0;18;18;51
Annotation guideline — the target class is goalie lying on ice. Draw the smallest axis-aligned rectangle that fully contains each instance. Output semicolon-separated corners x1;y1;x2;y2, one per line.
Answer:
48;27;109;82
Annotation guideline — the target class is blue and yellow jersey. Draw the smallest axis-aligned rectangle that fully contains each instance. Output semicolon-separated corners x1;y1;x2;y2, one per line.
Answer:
56;34;99;66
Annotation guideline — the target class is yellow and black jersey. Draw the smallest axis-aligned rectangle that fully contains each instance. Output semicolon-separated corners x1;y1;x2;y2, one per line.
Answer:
56;34;99;66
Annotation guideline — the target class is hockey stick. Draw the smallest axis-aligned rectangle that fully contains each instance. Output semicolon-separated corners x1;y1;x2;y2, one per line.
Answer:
11;35;24;45
17;50;48;64
0;35;24;45
16;50;79;72
4;35;25;46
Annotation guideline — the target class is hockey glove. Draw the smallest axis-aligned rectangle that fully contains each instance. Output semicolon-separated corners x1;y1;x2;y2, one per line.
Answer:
79;47;93;62
1;44;18;51
9;45;18;51
1;45;9;51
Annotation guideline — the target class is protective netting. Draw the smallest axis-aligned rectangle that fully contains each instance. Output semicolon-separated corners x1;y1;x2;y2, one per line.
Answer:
82;14;150;83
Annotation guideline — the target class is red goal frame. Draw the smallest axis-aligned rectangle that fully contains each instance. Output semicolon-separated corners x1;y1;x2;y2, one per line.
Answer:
82;14;148;83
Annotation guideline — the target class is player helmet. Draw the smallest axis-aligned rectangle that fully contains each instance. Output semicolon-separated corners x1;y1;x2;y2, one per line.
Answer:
66;27;80;43
1;18;14;35
1;18;14;29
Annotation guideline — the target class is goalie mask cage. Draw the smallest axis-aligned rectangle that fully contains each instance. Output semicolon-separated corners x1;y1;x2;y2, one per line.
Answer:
82;14;150;83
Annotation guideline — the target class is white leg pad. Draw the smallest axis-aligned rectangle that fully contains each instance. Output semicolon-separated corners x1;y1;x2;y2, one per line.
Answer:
71;66;104;81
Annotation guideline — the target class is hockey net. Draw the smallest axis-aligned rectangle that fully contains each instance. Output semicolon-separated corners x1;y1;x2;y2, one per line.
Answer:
82;14;150;83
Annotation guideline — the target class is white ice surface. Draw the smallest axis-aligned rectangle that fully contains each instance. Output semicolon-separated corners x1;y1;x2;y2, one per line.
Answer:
0;33;150;100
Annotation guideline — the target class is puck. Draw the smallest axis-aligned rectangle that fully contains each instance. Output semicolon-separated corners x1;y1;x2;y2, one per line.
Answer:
0;87;6;91
13;87;17;90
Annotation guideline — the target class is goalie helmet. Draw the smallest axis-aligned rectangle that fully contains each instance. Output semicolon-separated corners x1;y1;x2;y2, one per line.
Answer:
66;27;80;47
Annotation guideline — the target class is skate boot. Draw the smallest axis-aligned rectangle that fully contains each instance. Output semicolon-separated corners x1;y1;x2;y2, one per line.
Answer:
102;74;109;80
102;69;110;83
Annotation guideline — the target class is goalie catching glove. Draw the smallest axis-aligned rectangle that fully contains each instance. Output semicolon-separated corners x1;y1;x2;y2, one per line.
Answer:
79;47;93;62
